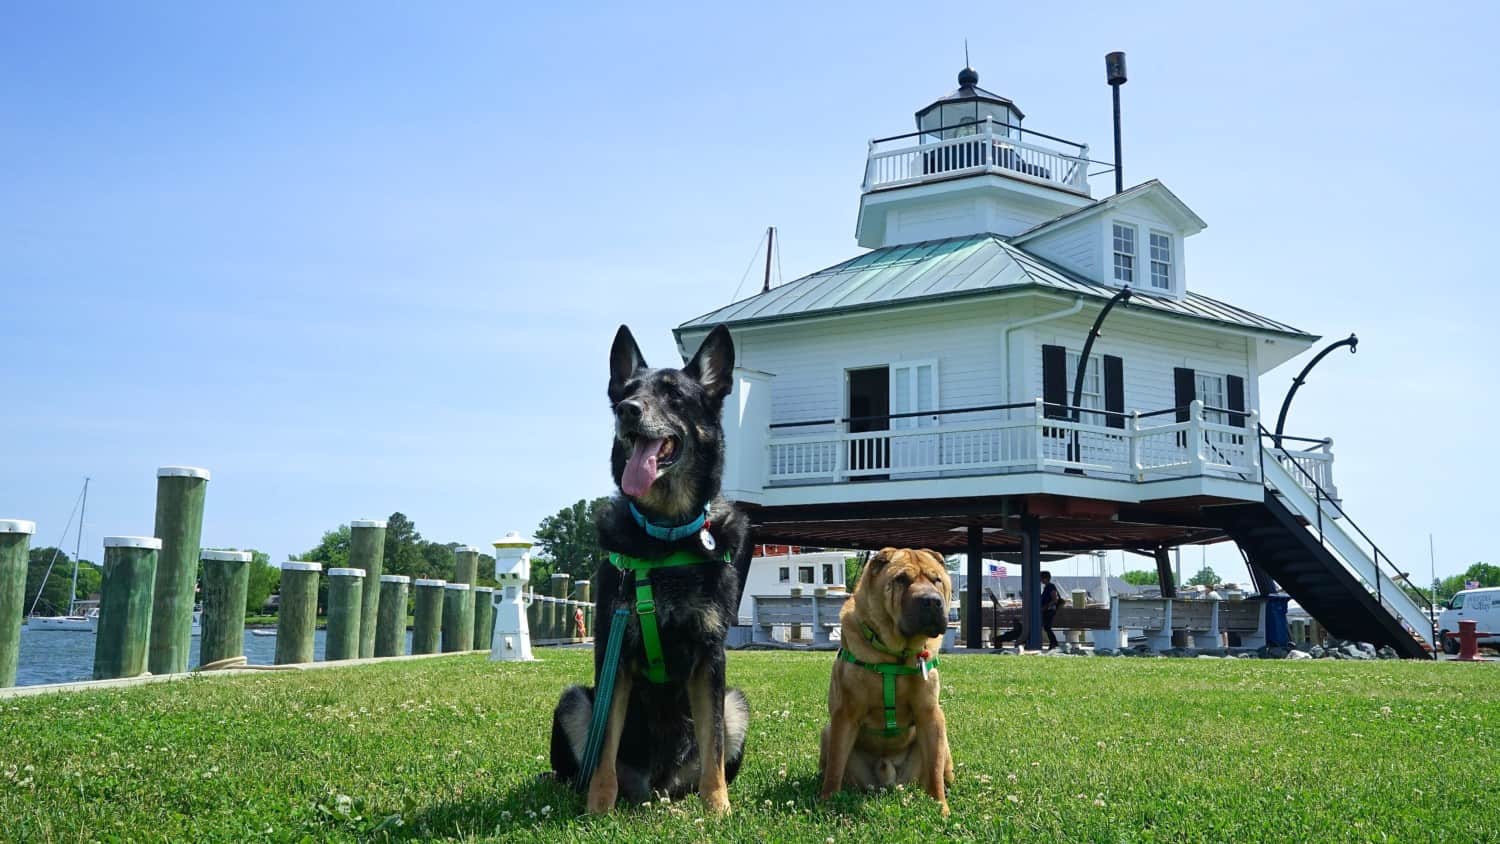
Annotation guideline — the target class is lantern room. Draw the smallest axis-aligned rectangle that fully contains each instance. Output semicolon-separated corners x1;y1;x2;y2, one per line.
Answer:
915;66;1023;140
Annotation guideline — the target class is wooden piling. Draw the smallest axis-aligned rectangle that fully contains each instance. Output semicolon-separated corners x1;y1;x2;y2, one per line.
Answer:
274;561;320;665
199;549;251;667
94;537;161;680
412;579;445;655
147;466;209;676
0;520;36;688
324;568;364;661
375;575;410;657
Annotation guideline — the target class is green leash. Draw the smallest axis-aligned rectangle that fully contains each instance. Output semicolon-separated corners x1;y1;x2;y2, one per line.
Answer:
838;631;939;737
575;549;729;789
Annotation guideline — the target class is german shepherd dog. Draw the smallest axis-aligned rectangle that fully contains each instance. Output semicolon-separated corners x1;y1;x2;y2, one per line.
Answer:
550;323;753;814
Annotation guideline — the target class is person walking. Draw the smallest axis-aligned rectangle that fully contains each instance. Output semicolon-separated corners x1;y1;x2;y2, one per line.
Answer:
1040;571;1063;650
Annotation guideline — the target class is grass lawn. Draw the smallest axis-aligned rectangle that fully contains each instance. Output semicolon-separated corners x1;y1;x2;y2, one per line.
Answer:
2;651;1496;843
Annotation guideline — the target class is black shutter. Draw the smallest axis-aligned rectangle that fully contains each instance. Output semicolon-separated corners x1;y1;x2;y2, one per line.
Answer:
1173;368;1196;422
1042;345;1067;420
1103;355;1125;429
1226;375;1247;428
1173;367;1196;447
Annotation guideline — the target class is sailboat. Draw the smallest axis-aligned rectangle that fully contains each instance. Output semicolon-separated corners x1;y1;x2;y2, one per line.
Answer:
27;479;204;636
28;479;97;632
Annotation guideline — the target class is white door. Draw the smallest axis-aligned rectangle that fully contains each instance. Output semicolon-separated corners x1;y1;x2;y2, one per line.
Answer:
890;361;938;472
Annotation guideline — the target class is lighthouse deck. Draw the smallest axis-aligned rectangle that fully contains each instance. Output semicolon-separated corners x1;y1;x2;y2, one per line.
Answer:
864;121;1092;196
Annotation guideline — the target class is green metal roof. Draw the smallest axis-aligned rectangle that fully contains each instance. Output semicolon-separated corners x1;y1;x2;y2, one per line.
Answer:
677;233;1314;339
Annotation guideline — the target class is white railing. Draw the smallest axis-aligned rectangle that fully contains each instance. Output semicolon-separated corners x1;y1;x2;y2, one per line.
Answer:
1260;452;1431;646
1273;440;1338;504
767;400;1260;485
864;117;1090;195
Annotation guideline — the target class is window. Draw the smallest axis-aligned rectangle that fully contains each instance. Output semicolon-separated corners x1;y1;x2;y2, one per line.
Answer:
798;567;814;584
822;564;835;584
1066;351;1102;416
778;567;790;583
1112;222;1136;285
1149;232;1173;290
1195;373;1226;424
1450;593;1466;610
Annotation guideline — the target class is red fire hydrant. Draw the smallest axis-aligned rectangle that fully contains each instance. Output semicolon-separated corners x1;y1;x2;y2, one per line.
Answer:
1452;619;1495;662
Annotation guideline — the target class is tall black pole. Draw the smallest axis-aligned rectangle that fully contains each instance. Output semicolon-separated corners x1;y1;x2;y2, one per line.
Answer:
761;226;775;293
1021;516;1043;651
1273;333;1358;446
1106;52;1127;195
965;526;983;649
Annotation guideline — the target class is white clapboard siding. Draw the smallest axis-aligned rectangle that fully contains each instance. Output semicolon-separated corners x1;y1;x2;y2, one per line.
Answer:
738;298;1019;429
1026;308;1251;417
734;290;1256;435
1023;217;1101;279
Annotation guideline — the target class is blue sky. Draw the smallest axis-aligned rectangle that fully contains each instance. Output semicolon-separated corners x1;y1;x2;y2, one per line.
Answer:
2;2;1495;585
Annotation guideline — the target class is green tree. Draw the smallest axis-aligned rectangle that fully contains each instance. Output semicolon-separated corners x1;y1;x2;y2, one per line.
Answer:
534;497;610;579
24;547;95;615
381;512;428;579
1436;562;1500;602
1122;569;1159;586
302;525;352;570
1188;566;1219;587
243;550;279;615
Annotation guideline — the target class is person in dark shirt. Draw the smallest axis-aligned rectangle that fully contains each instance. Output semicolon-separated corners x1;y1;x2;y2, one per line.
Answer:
1040;571;1063;650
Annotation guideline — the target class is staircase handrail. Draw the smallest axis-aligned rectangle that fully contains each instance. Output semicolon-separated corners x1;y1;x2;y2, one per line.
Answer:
1259;425;1437;649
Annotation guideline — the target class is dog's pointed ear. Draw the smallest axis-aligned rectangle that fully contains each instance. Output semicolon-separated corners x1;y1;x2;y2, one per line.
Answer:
683;324;735;403
609;324;647;401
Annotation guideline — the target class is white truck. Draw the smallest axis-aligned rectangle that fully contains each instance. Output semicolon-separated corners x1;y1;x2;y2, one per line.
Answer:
1437;587;1500;655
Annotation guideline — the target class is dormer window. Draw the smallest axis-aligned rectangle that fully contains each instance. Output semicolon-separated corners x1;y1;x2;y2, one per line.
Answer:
1112;222;1136;285
1150;232;1173;291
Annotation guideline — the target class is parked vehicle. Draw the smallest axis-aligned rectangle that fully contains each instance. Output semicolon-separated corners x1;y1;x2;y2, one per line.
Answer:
1437;587;1500;655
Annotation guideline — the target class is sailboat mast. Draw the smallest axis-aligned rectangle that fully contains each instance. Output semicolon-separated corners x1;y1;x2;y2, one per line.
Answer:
69;478;88;616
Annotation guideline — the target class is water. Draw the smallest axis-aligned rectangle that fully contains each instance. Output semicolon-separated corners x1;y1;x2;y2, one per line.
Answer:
12;626;416;688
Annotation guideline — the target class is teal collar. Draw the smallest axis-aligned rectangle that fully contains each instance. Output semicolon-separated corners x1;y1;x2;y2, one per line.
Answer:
628;501;710;542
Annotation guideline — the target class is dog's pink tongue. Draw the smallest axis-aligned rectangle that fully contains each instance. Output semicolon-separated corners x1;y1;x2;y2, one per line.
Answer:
622;437;663;498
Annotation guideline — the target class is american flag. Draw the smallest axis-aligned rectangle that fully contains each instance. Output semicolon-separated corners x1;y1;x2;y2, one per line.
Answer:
1465;580;1481;590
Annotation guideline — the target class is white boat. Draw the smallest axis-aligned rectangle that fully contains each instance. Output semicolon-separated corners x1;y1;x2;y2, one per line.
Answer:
27;479;96;632
249;628;276;637
25;478;203;636
29;606;99;632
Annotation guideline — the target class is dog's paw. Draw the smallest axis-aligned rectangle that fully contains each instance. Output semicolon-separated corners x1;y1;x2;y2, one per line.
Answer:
700;788;731;815
586;780;617;814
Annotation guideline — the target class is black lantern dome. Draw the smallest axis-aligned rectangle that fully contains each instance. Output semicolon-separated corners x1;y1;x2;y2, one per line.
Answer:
915;66;1023;141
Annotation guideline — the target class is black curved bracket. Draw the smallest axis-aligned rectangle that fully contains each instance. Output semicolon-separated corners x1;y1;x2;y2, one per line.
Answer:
1273;332;1358;446
1072;287;1132;421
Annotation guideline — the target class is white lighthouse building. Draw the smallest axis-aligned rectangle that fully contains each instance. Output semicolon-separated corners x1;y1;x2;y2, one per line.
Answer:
674;64;1433;657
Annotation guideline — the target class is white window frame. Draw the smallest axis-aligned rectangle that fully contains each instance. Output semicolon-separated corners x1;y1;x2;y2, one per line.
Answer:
1149;231;1173;291
1112;222;1137;286
1195;372;1227;425
1065;351;1103;419
889;359;940;430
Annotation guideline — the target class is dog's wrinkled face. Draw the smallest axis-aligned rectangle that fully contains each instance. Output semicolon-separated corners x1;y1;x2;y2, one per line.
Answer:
857;548;952;640
608;324;735;519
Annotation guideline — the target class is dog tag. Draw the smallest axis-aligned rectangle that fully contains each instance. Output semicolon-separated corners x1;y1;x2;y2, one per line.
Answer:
699;528;717;553
919;650;931;682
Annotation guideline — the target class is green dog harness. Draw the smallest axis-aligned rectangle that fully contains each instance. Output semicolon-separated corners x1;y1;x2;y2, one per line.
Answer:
609;550;731;684
838;625;939;737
